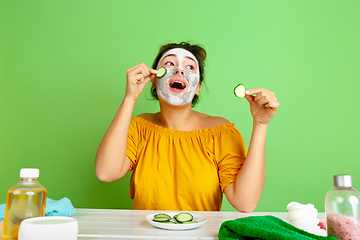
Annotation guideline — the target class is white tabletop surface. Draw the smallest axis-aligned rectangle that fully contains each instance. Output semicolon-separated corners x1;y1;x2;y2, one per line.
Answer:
72;208;325;240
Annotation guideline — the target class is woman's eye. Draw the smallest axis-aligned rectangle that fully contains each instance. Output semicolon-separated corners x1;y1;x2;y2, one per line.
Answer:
186;65;195;70
164;61;175;66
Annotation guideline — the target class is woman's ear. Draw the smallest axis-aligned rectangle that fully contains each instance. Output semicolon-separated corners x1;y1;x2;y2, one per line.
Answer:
195;82;202;95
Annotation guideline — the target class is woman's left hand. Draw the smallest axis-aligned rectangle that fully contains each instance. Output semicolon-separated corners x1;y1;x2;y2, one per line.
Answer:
245;88;279;125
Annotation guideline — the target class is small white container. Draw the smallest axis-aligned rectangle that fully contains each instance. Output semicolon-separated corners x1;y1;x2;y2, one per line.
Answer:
18;216;78;240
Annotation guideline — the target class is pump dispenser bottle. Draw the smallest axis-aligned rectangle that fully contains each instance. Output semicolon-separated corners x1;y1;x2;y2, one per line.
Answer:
325;175;360;240
2;168;47;240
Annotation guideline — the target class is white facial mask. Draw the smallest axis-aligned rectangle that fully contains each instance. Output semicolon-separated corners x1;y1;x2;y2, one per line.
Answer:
155;48;200;106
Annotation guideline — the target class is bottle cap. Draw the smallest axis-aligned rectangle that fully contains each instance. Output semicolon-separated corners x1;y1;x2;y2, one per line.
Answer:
333;175;352;187
20;168;40;178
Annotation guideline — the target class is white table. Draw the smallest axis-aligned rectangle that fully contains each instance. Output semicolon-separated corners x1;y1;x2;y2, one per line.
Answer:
72;209;326;240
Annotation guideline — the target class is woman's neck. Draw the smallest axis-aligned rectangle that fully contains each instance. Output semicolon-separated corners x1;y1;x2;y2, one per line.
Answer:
156;101;198;131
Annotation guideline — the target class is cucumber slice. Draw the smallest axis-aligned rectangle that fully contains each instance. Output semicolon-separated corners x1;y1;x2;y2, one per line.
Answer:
174;213;193;223
156;67;167;78
154;213;171;220
153;217;171;223
234;84;246;99
152;212;196;225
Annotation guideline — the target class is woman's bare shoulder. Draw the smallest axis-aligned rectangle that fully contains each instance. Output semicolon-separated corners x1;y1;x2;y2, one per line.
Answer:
136;113;159;124
196;112;231;128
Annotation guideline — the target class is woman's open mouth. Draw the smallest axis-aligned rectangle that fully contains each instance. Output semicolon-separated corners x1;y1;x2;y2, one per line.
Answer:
169;78;187;92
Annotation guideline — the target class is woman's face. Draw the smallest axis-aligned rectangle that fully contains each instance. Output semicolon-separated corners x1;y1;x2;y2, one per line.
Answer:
155;48;200;106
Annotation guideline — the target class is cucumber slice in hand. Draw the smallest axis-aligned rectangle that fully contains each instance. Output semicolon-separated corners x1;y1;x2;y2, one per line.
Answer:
234;84;246;99
156;67;167;78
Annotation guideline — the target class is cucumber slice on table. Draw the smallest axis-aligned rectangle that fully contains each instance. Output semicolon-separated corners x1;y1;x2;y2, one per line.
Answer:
174;213;193;223
152;212;195;224
153;217;171;223
156;67;167;78
234;84;246;99
153;213;171;223
154;213;171;220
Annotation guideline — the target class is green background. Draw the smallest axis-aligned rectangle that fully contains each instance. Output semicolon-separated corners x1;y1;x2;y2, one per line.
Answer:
1;0;359;212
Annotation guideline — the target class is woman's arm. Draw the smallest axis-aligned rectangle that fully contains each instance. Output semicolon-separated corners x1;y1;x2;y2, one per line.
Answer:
95;63;157;182
225;88;279;212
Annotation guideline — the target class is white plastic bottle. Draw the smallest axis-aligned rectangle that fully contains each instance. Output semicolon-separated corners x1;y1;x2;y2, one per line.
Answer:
2;168;47;240
325;175;360;240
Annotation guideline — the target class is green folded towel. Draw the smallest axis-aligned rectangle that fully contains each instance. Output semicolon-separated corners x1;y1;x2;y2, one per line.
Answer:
218;215;338;240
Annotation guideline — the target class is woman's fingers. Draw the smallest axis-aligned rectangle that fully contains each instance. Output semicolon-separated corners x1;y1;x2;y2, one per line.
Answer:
244;88;279;124
127;63;149;77
266;99;280;108
256;95;270;107
135;73;146;83
246;88;279;108
127;63;158;84
257;95;278;107
125;63;159;101
148;68;158;75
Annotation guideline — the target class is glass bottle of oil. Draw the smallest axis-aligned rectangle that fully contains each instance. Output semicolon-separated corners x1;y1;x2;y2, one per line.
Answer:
2;168;47;240
325;175;360;240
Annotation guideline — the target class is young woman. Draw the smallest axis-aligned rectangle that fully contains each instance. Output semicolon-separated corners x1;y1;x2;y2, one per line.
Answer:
95;42;279;212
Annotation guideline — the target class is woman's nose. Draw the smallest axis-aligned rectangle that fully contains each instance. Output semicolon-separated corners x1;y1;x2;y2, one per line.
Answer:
174;68;184;76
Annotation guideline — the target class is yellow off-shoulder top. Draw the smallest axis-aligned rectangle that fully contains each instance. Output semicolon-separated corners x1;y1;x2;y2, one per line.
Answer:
126;117;246;211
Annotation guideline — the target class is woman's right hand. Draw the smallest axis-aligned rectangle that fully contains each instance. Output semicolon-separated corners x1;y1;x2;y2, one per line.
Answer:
125;63;157;101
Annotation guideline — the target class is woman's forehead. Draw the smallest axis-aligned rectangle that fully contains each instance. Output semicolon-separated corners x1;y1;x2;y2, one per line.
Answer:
161;48;198;65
